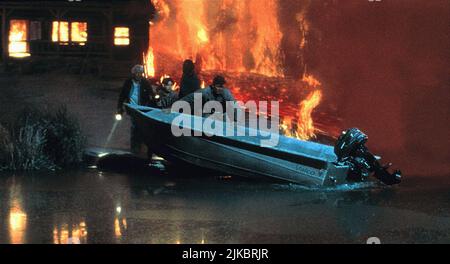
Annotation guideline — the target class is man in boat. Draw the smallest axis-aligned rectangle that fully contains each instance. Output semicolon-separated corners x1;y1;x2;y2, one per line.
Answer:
203;75;235;103
180;75;236;116
117;64;154;155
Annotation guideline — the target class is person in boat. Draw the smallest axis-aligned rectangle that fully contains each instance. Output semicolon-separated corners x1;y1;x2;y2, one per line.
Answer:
178;59;201;99
117;64;154;113
147;77;163;107
155;77;179;108
203;75;235;105
180;75;237;117
117;64;154;155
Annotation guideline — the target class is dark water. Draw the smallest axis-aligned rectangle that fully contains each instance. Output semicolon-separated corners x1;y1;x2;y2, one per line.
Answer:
0;166;449;244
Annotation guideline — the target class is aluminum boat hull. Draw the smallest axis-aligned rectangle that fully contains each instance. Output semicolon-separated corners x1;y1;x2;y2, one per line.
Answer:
125;104;350;186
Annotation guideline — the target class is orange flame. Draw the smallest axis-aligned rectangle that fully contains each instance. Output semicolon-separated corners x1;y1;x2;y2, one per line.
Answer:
147;0;329;141
295;89;322;140
149;0;283;77
302;74;321;88
143;47;156;78
160;74;171;83
197;28;209;44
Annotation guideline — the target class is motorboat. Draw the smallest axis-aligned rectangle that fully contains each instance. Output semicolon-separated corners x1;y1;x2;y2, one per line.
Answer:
124;103;401;186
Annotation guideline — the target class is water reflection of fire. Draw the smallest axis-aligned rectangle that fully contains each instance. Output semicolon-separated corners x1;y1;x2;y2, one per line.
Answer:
53;221;88;244
144;0;340;141
8;182;27;244
9;208;27;244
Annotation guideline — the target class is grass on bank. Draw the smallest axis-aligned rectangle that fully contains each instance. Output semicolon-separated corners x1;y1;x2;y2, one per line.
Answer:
0;105;86;171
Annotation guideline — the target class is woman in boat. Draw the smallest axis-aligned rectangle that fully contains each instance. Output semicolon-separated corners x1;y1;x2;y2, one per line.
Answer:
179;59;201;99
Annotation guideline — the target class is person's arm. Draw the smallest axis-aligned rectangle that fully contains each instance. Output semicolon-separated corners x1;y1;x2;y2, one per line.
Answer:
117;80;130;114
223;88;236;102
223;88;243;122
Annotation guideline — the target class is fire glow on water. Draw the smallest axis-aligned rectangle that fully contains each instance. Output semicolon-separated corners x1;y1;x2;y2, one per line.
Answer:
143;0;327;141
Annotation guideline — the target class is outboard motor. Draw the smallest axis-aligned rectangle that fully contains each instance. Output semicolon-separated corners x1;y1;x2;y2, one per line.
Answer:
334;128;401;185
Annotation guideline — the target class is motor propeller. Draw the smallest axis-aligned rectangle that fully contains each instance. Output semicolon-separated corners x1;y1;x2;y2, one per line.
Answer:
334;128;402;185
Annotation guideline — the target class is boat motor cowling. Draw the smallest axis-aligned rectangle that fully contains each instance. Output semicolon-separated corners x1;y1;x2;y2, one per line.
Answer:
334;128;402;185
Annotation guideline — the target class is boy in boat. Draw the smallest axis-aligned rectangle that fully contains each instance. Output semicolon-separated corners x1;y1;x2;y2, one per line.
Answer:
144;77;178;109
117;64;154;155
179;75;236;116
155;77;179;109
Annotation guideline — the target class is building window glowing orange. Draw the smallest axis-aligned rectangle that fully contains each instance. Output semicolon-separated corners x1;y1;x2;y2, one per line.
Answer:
114;27;130;46
71;22;88;44
52;21;68;42
52;21;87;45
8;20;31;58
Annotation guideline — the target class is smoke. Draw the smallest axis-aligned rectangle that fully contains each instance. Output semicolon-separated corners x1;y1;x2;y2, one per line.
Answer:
300;0;450;177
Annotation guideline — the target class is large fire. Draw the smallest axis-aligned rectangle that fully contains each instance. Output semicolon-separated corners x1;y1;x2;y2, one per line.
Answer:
8;20;30;58
144;0;339;141
143;47;156;78
148;0;283;77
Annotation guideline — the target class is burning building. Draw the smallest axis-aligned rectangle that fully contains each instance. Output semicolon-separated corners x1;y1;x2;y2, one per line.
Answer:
143;0;341;141
0;0;342;141
0;0;155;76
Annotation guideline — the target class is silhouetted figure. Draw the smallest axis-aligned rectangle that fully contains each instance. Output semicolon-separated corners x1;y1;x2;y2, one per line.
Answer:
203;75;235;108
179;59;201;99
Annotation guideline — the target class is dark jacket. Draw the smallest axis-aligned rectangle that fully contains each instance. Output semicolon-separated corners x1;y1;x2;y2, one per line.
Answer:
117;78;155;113
179;85;236;115
179;74;201;99
155;87;179;109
